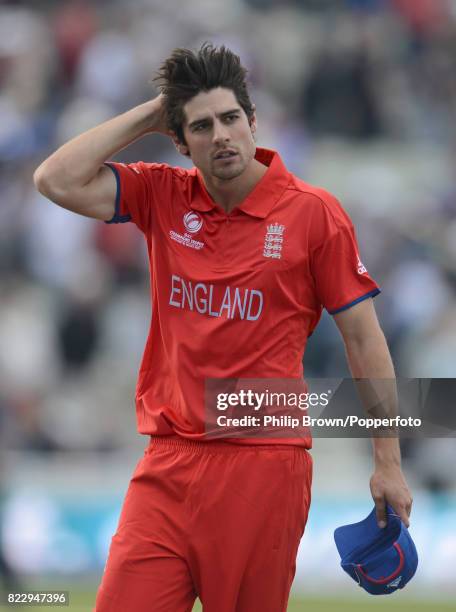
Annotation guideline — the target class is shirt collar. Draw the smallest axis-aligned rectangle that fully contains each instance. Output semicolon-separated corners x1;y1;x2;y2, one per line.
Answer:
191;148;290;218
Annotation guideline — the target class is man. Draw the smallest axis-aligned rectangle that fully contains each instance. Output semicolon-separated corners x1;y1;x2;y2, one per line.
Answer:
34;43;412;612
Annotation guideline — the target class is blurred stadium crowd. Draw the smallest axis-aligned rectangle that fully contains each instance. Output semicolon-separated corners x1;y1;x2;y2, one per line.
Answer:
1;0;456;487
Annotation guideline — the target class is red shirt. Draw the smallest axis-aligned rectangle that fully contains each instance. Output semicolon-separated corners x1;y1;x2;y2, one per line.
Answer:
105;148;380;446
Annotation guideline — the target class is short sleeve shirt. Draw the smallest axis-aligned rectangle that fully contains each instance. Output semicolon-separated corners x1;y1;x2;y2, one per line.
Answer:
105;148;380;446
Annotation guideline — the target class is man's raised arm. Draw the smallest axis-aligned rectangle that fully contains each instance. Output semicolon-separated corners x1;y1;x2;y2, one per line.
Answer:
33;94;169;221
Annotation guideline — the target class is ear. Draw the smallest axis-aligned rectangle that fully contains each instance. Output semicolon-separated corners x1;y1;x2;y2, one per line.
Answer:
171;134;190;157
249;105;257;136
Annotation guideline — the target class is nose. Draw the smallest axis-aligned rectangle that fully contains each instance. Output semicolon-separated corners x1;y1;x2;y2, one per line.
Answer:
212;118;230;145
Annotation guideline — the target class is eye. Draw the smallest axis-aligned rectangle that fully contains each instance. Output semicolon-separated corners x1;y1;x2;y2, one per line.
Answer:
225;114;239;122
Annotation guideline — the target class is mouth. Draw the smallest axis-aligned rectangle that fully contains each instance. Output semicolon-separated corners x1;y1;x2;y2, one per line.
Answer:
213;149;238;161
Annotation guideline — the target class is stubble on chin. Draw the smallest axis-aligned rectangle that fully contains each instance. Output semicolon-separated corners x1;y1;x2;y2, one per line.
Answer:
210;159;246;181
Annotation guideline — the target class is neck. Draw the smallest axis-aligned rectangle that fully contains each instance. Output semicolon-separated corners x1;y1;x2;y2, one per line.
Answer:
200;158;267;213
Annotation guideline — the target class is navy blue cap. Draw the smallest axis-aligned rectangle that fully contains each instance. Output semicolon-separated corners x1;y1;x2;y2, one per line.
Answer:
334;505;418;595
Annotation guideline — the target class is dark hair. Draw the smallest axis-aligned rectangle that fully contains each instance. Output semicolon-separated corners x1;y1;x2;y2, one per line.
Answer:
154;43;254;144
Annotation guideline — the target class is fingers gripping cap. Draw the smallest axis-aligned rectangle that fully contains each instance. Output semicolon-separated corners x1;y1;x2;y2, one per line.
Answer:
334;505;418;595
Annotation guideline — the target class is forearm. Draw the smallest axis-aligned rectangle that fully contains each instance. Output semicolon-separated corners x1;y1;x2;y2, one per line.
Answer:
34;98;163;192
344;331;401;467
344;327;393;379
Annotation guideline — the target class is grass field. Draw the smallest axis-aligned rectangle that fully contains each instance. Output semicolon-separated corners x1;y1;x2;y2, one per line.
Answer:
2;589;453;611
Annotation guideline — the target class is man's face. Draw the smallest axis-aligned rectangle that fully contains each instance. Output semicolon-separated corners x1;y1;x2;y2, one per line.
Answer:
180;87;257;182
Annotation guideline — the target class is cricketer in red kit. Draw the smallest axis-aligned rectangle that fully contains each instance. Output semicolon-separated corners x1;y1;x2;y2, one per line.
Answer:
34;43;414;612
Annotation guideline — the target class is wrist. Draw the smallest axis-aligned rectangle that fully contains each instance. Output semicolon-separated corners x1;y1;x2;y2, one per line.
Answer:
133;97;167;135
372;437;401;469
374;456;401;470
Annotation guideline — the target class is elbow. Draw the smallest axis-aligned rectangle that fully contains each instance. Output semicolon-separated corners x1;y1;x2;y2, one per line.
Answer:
33;163;52;197
33;162;65;201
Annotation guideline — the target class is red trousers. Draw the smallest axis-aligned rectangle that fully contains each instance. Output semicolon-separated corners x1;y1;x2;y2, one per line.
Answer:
95;437;312;612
